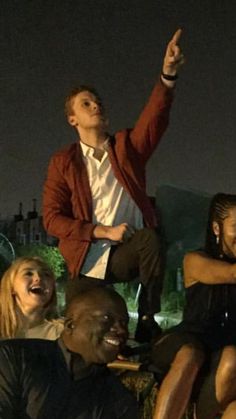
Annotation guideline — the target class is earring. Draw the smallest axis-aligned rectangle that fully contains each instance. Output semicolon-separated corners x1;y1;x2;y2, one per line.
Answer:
216;235;219;244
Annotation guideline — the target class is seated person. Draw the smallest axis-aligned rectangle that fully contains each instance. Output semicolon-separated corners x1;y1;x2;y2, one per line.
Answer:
151;193;236;419
0;256;63;339
0;286;138;418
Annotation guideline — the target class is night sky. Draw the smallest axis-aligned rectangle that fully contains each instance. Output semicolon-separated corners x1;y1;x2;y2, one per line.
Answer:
1;1;236;218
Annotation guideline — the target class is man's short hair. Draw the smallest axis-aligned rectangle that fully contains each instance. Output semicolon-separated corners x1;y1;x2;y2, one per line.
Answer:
65;285;127;321
64;85;102;118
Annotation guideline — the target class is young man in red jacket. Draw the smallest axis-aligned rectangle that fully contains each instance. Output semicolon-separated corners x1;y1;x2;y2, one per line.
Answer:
43;29;184;343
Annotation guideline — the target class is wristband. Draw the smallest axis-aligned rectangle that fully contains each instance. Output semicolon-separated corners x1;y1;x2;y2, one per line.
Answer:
161;72;178;81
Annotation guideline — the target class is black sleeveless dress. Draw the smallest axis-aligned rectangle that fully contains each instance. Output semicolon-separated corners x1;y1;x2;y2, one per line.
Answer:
152;277;236;375
178;281;236;350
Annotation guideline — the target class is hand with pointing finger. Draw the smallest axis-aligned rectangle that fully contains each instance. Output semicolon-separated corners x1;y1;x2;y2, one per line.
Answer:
161;28;185;86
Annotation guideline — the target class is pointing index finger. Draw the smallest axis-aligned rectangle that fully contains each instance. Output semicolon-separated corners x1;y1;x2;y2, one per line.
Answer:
171;28;182;45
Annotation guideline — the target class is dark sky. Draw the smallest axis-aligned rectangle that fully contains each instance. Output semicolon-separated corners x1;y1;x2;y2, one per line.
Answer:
1;0;236;218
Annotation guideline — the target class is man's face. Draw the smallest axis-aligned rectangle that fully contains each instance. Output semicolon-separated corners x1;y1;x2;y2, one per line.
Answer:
64;293;129;364
68;91;108;131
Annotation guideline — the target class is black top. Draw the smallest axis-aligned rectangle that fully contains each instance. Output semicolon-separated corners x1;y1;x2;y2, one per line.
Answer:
0;338;138;419
177;281;236;350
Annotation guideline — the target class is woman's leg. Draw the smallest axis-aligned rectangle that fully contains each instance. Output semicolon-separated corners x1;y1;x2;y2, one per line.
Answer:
222;401;236;419
153;343;204;419
196;346;236;419
215;346;236;408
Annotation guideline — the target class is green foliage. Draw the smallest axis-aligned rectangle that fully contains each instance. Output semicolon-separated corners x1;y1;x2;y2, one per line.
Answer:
15;244;66;279
114;282;139;312
161;290;185;313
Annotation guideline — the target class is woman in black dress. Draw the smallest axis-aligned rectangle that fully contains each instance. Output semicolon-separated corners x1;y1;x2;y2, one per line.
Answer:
152;193;236;419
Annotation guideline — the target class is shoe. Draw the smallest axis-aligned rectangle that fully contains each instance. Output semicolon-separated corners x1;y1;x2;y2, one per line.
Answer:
134;316;162;343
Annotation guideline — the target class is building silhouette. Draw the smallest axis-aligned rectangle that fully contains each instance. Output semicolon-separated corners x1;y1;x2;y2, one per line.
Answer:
1;200;56;246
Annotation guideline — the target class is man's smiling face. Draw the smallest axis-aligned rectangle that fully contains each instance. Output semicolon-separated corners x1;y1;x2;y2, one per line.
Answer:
63;289;129;364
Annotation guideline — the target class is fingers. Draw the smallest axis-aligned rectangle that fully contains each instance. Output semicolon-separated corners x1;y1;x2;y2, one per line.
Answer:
168;50;185;64
162;28;185;76
126;225;136;235
171;28;182;46
122;224;136;242
167;28;183;58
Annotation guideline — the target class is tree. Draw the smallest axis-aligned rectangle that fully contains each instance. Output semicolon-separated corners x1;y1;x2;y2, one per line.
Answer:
15;244;66;280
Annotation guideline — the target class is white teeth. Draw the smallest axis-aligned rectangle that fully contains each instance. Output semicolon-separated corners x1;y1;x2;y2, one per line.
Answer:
104;338;120;346
29;286;44;294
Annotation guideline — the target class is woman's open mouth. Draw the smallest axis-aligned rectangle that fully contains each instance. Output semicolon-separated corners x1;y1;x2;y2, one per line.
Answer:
29;286;47;295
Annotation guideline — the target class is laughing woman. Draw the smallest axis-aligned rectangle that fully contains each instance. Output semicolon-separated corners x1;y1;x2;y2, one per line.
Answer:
0;256;64;339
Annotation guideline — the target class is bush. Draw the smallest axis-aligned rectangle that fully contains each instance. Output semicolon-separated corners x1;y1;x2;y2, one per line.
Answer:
15;244;66;280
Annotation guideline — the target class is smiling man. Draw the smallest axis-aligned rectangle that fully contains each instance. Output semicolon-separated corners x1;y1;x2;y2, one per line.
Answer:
0;287;138;418
62;287;129;364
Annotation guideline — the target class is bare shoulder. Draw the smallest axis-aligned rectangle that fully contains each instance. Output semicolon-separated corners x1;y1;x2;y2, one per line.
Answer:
183;250;209;287
184;250;208;264
184;249;206;257
184;250;236;286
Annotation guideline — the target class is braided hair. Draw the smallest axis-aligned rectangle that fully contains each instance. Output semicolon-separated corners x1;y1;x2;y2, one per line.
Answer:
205;193;236;258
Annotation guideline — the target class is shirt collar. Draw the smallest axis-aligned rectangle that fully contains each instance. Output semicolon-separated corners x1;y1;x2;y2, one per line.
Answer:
80;137;110;157
58;337;106;380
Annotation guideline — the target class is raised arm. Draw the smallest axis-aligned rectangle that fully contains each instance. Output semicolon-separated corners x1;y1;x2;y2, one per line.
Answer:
184;250;236;287
129;29;184;160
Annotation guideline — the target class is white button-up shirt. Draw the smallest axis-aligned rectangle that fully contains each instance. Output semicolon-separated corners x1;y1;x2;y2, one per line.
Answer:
80;140;143;279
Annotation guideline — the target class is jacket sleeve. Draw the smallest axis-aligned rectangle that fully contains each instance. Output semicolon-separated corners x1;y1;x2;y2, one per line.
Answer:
0;345;22;418
125;78;174;163
43;154;95;241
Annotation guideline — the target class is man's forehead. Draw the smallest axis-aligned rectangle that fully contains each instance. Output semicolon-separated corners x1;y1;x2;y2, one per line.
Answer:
71;293;127;316
74;91;98;102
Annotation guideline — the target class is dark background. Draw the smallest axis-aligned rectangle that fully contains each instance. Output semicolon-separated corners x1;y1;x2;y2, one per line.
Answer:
1;0;236;218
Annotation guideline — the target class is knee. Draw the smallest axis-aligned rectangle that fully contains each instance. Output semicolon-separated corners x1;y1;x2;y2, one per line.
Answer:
173;344;205;371
216;346;236;404
223;401;236;418
139;228;162;250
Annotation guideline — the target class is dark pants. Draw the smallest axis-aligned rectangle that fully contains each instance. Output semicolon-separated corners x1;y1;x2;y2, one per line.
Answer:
66;227;165;316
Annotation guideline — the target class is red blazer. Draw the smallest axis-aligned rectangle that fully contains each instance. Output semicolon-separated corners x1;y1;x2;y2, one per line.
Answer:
43;80;174;277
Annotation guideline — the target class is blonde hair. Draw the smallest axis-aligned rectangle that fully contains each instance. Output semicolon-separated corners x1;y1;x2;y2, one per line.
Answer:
0;256;57;338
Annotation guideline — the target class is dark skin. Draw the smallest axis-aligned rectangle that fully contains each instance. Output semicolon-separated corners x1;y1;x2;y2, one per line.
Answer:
62;288;129;365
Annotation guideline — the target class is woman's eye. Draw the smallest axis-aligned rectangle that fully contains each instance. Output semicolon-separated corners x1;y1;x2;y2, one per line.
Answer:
42;270;51;278
25;271;33;276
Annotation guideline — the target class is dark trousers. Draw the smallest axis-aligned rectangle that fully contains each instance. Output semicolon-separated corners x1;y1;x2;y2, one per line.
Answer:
66;227;165;316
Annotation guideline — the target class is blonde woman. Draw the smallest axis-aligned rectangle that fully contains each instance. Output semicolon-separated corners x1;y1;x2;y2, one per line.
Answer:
0;256;64;339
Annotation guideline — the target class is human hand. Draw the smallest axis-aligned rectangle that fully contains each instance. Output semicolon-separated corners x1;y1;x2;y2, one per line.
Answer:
108;223;135;242
162;28;185;77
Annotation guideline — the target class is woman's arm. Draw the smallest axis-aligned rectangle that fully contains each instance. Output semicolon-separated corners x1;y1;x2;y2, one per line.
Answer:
183;251;236;287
